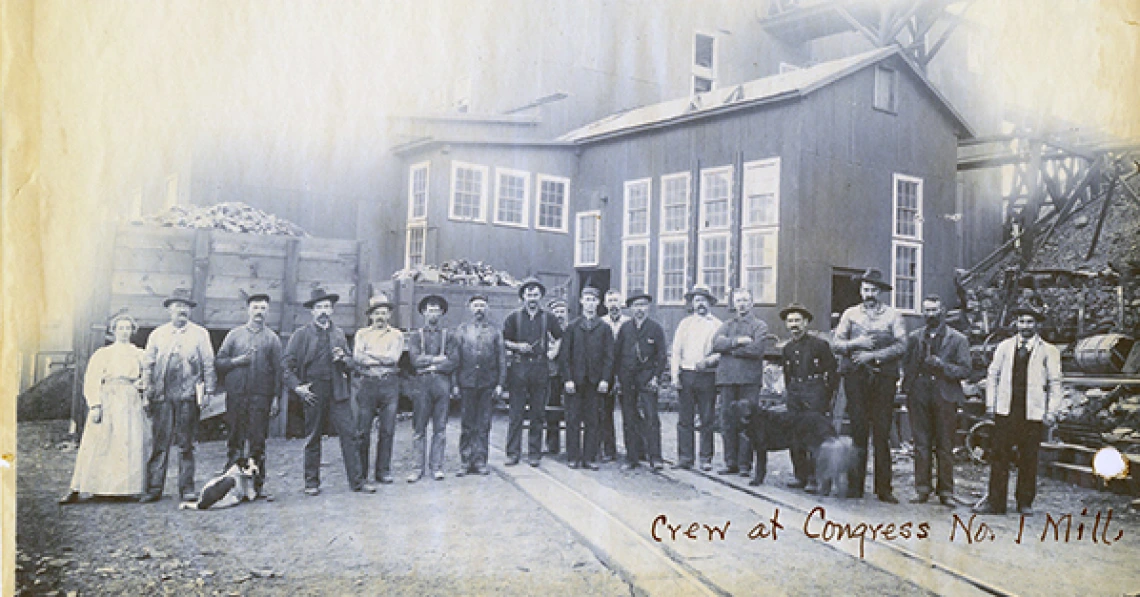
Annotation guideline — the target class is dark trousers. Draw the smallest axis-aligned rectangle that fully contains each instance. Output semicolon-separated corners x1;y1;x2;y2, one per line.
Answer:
844;370;898;497
146;398;198;498
908;379;958;497
225;393;271;491
677;370;717;467
356;375;399;481
599;388;618;460
987;414;1043;511
787;380;830;483
460;386;495;469
564;381;601;464
546;375;564;454
506;360;550;462
411;373;450;474
619;370;661;464
718;384;758;470
303;379;363;490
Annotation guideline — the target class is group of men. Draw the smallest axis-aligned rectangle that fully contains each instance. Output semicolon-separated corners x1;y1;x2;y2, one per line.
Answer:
128;264;1062;516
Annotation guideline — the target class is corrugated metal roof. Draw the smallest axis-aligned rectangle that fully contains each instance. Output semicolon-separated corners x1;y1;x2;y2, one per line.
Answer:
558;47;974;143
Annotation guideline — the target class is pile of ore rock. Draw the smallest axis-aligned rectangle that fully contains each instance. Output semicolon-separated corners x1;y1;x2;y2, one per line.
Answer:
1054;386;1140;441
392;260;521;287
143;202;308;236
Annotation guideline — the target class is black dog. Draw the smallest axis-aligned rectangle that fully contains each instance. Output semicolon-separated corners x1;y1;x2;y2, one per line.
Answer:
738;401;841;489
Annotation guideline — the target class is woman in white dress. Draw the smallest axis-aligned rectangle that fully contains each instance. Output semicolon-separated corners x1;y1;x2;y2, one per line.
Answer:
60;313;152;503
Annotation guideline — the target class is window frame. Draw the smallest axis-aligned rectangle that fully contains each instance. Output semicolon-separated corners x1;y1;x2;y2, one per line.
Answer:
740;229;779;305
405;225;427;270
660;171;691;235
696;231;730;304
657;235;689;306
891;240;923;314
492;167;532;229
621;239;651;300
448;161;489;223
407;161;430;223
699;165;733;231
873;65;899;114
892;173;923;240
692;31;717;95
623;177;652;239
574;210;601;267
536;173;571;234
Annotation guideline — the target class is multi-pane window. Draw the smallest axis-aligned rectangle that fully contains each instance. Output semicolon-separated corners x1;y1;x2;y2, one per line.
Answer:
699;166;732;230
622;241;649;298
493;168;530;227
892;173;923;312
742;231;778;304
874;65;898;113
450;162;487;221
740;158;781;304
698;234;729;302
692;32;716;95
406;226;426;269
743;159;780;227
537;175;569;232
408;162;429;221
661;172;691;234
624;178;651;238
658;238;688;305
575;211;600;267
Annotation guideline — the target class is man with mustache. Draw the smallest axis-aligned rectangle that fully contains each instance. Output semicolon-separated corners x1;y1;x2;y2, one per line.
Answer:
614;293;668;470
832;268;907;502
901;294;971;506
670;284;722;471
779;302;838;491
354;293;404;485
711;288;768;477
406;294;457;482
141;288;217;503
454;294;505;476
600;289;631;462
559;287;613;469
284;288;374;495
545;298;570;456
502;278;564;466
215;293;283;499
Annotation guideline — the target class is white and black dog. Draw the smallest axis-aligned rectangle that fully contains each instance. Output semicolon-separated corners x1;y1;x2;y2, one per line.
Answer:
179;458;259;510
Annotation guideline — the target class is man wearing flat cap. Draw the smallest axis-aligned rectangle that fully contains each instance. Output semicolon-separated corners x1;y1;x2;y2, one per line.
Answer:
284;288;373;495
502;277;563;466
670;284;722;470
215;293;283;498
559;287;613;469
407;294;457;482
454;294;505;476
832;268;907;503
974;304;1062;516
141;288;217;503
614;292;668;470
780;302;838;491
353;292;404;485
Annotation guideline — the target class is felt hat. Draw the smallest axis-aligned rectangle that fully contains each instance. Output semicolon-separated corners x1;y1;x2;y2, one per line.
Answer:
580;286;601;299
365;293;394;315
418;294;449;314
1011;304;1046;322
625;292;653;307
683;284;718;306
518;277;546;298
163;288;197;308
779;302;814;322
303;287;340;309
853;268;893;291
547;297;568;310
468;293;490;304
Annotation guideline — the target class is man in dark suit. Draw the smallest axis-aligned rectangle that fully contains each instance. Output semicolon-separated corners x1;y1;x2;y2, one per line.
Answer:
902;295;972;505
779;302;838;491
558;287;613;469
614;293;668;470
502;277;564;466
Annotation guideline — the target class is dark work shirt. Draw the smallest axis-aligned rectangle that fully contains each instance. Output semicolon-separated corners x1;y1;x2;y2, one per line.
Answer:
409;326;458;375
216;323;283;397
1011;340;1030;420
614;317;667;377
503;308;563;359
309;325;334;380
782;333;837;384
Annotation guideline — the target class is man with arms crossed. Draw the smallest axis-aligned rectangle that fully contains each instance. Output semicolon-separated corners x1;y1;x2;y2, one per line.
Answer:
711;288;768;477
670;284;721;471
353;293;403;485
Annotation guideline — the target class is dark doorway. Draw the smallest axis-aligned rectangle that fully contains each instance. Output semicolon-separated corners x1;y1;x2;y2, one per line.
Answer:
830;268;863;328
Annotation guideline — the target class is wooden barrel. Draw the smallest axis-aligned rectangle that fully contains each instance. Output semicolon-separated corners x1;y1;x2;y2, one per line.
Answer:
1073;334;1135;374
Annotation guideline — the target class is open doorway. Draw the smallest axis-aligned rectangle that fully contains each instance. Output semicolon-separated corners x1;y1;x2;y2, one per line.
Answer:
575;268;610;316
830;267;863;329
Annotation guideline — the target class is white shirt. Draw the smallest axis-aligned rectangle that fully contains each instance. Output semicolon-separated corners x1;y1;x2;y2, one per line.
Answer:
670;312;722;381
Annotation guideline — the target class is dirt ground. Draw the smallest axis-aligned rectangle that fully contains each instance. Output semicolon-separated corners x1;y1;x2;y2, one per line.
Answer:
16;417;629;596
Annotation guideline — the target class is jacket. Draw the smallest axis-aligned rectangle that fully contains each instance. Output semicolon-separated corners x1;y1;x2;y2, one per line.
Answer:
782;332;839;402
282;321;355;402
454;319;506;389
215;323;283;398
711;313;769;386
559;316;615;386
986;334;1063;421
901;323;971;403
144;321;217;401
614;317;667;379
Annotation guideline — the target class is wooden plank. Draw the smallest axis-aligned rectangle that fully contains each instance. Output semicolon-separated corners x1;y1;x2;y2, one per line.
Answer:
105;301;172;328
354;242;370;332
297;236;359;255
112;246;193;273
210;231;290;258
190;229;211;322
201;300;284;329
111;271;194;298
293;281;357;305
204;275;287;302
115;225;195;252
297;258;357;282
209;253;287;279
281;239;301;335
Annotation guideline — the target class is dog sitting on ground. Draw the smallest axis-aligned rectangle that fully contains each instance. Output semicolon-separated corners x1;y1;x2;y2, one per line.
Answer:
179;458;259;510
738;400;849;495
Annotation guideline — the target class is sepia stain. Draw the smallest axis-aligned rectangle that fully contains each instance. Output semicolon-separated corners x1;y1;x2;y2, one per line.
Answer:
0;453;14;468
1091;446;1128;480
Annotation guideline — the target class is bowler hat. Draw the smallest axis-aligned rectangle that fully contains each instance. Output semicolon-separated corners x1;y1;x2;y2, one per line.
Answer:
547;298;568;310
779;302;814;322
163;288;197;308
518;277;546;298
1011;304;1046;322
246;293;271;304
468;293;490;304
418;294;449;314
303;287;340;309
580;286;601;299
625;292;653;307
684;284;718;306
366;293;394;315
853;268;893;291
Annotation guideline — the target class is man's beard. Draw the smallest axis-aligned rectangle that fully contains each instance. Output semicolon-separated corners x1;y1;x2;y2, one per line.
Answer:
696;305;708;316
474;311;485;320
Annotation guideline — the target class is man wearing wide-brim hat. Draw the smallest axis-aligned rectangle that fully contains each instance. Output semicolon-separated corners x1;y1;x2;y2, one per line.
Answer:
779;301;838;492
831;268;908;503
670;284;722;470
406;294;457;482
141;288;217;503
353;292;404;486
502;277;564;466
974;303;1061;516
284;288;374;495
